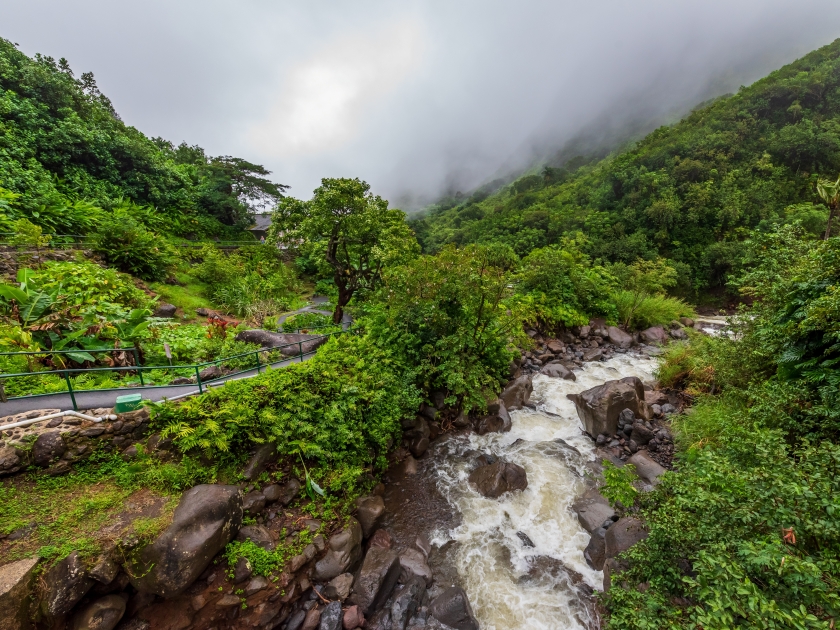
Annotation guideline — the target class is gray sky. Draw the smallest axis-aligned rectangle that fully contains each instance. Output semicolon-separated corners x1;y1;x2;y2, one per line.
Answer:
5;1;840;208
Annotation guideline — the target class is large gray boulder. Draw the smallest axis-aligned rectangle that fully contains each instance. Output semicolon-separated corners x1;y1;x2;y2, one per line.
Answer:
319;601;342;630
129;484;242;597
313;518;363;582
567;376;651;437
40;552;94;617
627;451;666;485
234;330;328;356
429;587;479;630
540;362;576;380
476;401;511;435
391;576;426;630
355;548;401;616
0;557;39;630
355;495;385;539
468;460;528;498
572;488;616;533
584;527;607;571
607;326;633;348
398;548;433;586
605;517;648;559
640;326;668;345
32;431;65;467
500;374;533;411
71;594;126;630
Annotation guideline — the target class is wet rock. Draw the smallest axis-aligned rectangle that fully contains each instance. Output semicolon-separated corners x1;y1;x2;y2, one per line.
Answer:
236;524;274;550
367;529;394;552
640;326;668;345
198;365;224;381
0;446;23;476
342;605;364;629
415;534;432;558
217;594;240;607
452;411;471;428
0;557;39;629
679;317;695;327
409;436;430;458
233;556;252;583
476;401;511;435
584;527;607;570
243;490;267;514
313;518;363;582
468;460;528;498
607;326;633;348
365;608;391;630
399;548;433;586
71;594;126;630
40;551;94;617
500;374;533;411
605;517;648;559
242;442;276;481
355;495;386;539
262;483;283;503
286;609;307;630
89;555;119;584
516;531;535;547
391;576;426;630
317;600;342;630
301;607;321;630
324;573;354;601
245;576;268;596
429;587;479;630
627;451;666;485
567;376;651;437
355;547;401;615
629;422;654;446
572;488;616;533
582;348;603;362
153;303;177;318
129;484;243;597
32;431;65;467
540;362;576;380
276;479;302;506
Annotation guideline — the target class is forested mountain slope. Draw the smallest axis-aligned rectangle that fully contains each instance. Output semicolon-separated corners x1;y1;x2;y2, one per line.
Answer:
0;37;283;236
413;38;840;293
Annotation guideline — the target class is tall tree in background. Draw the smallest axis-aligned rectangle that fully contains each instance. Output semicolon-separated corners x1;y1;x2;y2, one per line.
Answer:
270;178;418;323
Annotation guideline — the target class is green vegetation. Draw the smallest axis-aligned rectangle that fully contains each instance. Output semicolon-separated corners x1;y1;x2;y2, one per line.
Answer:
413;38;840;297
602;225;840;629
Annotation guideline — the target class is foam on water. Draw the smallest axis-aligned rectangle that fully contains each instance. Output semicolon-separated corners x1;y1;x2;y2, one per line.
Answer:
430;354;659;630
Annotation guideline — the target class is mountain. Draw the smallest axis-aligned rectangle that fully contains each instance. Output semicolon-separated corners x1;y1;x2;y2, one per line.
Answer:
412;38;840;294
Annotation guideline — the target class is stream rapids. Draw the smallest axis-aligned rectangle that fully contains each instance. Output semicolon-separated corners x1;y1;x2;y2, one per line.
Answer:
425;354;659;630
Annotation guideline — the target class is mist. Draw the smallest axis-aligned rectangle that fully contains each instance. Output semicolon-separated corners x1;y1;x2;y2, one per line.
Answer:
4;0;840;208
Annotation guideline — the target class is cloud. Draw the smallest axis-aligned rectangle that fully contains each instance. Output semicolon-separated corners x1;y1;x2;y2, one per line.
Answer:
252;17;424;157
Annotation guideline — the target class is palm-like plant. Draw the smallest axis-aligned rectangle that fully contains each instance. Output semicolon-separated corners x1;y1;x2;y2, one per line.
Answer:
816;174;840;239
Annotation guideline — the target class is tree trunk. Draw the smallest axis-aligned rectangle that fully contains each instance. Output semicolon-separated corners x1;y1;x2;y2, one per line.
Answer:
333;283;352;324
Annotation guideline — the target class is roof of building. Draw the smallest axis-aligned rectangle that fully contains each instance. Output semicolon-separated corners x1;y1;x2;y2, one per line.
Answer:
249;214;272;231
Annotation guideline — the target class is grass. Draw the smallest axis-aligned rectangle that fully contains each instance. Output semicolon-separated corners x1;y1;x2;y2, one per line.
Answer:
613;290;695;329
149;270;216;320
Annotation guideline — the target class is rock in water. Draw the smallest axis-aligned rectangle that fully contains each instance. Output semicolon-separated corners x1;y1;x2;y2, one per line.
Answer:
313;518;363;582
476;401;511;435
605;517;648;559
129;485;243;597
567;376;651;437
584;527;607;570
572;488;616;534
500;374;533;410
0;557;40;629
355;495;386;539
391;576;426;630
468;460;528;498
71;594;126;630
324;573;354;601
319;600;342;630
342;605;364;629
429;587;479;630
640;326;668;344
606;326;633;348
355;547;401;616
540;362;576;380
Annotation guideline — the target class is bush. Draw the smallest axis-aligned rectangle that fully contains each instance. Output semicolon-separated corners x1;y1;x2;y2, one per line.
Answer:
613;290;694;330
92;212;176;281
27;260;151;312
152;333;421;493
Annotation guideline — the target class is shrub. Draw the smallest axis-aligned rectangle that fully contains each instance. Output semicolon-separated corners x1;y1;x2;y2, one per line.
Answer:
613;290;694;330
92;212;176;281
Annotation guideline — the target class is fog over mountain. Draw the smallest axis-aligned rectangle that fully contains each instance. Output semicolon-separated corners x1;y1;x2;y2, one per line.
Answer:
5;0;840;208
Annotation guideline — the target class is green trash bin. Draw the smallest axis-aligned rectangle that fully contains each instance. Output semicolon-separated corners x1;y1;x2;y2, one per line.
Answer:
114;393;142;413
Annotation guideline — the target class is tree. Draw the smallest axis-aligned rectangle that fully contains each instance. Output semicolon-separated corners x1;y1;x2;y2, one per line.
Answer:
270;178;418;323
816;173;840;240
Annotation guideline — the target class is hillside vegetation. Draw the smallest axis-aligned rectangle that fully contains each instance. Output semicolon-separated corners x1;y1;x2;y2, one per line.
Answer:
414;38;840;295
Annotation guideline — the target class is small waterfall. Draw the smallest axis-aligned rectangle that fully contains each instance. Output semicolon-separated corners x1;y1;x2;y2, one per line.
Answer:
429;354;659;630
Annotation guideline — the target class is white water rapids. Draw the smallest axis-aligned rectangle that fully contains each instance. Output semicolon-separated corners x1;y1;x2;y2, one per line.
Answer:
429;354;659;630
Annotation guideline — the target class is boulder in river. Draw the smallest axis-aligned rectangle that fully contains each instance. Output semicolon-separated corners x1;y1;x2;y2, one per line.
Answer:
567;376;650;437
468;460;528;498
605;517;648;559
129;484;243;597
355;547;401;616
500;374;533;411
640;326;668;345
606;326;633;348
313;518;363;581
584;527;607;570
355;495;386;539
572;488;616;533
539;362;576;380
429;587;479;630
476;401;511;435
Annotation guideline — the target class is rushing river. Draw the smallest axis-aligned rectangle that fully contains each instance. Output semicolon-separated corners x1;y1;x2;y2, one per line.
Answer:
429;354;659;630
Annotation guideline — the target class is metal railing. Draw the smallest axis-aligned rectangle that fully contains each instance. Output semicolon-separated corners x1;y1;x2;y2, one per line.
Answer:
0;331;344;410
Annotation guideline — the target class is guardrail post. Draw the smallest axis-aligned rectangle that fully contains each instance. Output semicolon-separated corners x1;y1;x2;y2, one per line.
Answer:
63;371;78;411
132;346;141;367
255;351;261;374
138;368;145;387
195;366;203;394
298;342;303;360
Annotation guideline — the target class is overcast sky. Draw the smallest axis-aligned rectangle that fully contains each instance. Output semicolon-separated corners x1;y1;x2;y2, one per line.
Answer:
5;1;840;208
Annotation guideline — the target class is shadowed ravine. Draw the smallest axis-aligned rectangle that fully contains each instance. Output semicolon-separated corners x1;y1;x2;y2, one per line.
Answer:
388;354;659;630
